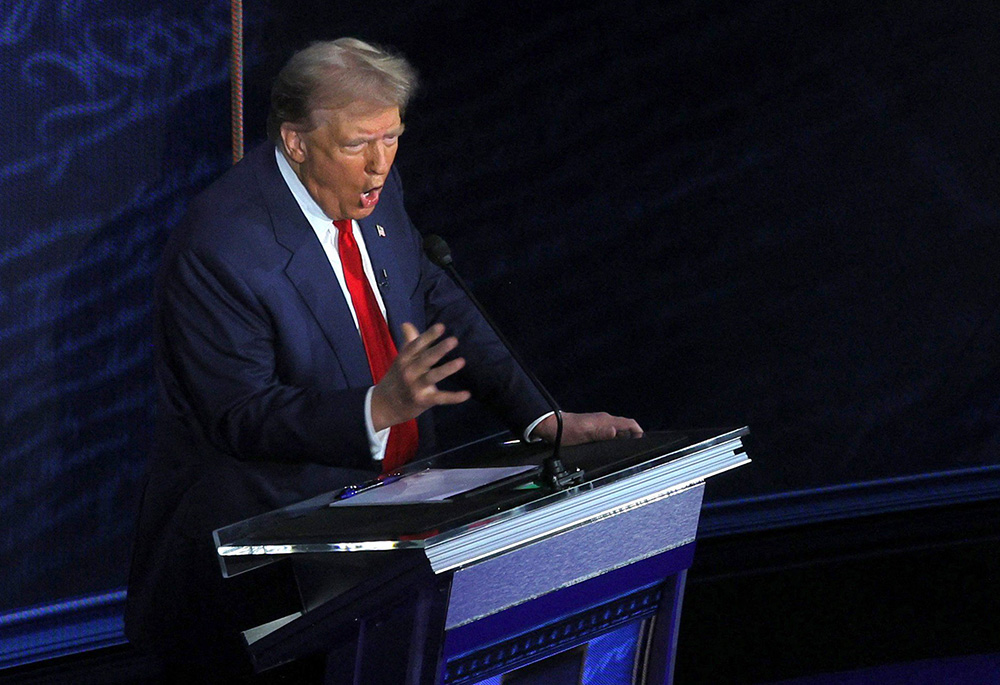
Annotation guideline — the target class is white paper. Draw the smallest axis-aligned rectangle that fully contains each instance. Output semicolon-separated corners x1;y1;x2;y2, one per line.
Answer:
330;466;536;506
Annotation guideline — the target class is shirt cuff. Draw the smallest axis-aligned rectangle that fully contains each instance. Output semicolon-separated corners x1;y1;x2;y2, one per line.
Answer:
523;411;556;443
364;386;391;461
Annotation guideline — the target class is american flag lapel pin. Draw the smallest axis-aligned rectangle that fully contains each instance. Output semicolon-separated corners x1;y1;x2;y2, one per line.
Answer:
376;224;386;237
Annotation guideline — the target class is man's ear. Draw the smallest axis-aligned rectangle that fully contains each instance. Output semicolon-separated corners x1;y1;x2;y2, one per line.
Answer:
280;124;307;164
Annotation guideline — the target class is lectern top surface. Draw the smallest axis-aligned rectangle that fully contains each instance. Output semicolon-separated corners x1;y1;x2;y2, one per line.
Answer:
214;428;748;556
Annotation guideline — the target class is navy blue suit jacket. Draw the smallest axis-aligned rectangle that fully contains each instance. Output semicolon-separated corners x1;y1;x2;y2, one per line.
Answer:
125;142;548;665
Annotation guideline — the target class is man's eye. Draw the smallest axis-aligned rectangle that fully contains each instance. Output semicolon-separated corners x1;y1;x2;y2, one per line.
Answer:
343;142;365;152
384;135;398;145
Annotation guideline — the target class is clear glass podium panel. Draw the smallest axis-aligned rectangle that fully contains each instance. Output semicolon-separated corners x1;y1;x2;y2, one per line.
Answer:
214;428;750;577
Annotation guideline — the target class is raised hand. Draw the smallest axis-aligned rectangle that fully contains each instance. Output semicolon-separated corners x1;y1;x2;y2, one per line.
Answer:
370;323;471;431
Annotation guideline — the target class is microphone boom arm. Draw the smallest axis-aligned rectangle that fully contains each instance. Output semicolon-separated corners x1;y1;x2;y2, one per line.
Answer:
422;234;583;490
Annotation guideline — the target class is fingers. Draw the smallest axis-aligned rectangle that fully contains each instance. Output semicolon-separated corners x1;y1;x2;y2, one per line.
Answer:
371;323;470;430
610;417;644;440
592;413;643;440
399;322;445;360
396;324;459;378
432;389;472;406
423;356;466;385
398;323;460;374
581;413;618;442
403;356;466;404
558;412;644;446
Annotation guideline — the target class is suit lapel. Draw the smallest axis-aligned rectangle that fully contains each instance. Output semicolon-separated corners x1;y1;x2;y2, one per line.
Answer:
284;246;373;387
251;144;373;387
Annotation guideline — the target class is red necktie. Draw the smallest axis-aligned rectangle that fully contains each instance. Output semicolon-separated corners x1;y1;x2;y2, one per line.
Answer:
335;220;419;472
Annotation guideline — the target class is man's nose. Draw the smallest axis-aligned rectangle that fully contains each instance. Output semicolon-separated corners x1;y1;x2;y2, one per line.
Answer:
365;142;389;175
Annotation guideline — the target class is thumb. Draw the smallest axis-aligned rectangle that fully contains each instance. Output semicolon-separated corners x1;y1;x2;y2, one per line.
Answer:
400;322;420;344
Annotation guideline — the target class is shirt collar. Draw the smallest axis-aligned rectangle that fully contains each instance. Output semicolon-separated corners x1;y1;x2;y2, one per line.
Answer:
274;145;336;225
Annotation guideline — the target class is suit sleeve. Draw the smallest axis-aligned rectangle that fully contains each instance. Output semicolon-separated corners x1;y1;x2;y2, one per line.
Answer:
382;170;550;434
155;230;373;469
423;262;551;434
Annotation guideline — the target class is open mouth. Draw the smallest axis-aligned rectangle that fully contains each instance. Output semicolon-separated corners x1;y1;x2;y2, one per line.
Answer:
361;185;382;208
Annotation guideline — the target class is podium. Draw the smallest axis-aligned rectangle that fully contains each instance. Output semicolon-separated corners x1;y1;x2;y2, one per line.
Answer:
214;428;749;684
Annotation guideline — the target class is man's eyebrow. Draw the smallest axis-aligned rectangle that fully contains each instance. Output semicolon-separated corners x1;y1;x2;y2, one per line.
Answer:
344;124;405;145
377;124;406;138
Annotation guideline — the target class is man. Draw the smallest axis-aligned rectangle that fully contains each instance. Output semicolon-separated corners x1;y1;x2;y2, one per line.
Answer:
126;38;641;679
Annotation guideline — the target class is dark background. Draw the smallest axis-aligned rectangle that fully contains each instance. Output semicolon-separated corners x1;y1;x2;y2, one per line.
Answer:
1;0;998;623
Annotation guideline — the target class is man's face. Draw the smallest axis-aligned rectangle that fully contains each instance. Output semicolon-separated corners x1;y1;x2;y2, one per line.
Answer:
281;102;404;221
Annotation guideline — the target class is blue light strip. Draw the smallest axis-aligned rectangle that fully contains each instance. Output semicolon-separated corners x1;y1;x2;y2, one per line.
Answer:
0;589;126;670
700;464;1000;537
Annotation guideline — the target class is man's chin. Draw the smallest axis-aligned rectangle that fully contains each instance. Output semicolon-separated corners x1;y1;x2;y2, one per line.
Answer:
336;204;376;222
351;206;376;220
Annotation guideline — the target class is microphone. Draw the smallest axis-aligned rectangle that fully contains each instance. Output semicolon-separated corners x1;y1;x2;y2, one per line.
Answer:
423;234;583;490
